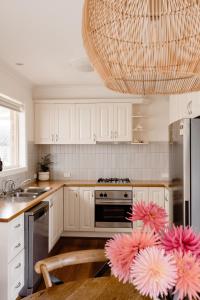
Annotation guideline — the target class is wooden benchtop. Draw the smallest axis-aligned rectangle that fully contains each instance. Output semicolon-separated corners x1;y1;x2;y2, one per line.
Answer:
0;180;171;223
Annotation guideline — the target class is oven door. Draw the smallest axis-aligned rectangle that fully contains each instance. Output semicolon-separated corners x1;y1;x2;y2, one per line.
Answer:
95;200;132;228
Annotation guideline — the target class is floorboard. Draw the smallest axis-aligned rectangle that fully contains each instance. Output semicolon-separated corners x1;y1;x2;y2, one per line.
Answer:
36;237;110;292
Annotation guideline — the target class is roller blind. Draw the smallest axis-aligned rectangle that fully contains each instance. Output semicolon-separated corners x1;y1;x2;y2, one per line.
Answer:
0;93;24;112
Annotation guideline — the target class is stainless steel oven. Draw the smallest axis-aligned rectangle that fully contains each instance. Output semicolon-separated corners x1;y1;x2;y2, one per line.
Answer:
95;190;132;228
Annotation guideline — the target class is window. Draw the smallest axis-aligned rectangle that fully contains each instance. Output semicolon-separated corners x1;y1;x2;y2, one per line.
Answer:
0;93;25;173
0;106;19;169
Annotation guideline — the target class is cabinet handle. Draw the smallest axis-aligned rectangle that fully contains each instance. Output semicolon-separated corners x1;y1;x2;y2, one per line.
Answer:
14;223;21;229
93;134;96;142
15;242;21;249
15;282;21;289
15;263;21;269
187;101;192;115
51;134;54;142
56;134;59;142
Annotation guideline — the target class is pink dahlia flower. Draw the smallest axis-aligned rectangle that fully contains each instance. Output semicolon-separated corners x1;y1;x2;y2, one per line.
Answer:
174;251;200;300
161;226;200;258
130;247;177;299
105;230;160;283
128;201;168;232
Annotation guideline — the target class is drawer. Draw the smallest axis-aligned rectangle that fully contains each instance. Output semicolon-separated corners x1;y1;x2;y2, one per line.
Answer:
9;213;24;238
8;230;24;262
8;250;24;288
9;272;24;300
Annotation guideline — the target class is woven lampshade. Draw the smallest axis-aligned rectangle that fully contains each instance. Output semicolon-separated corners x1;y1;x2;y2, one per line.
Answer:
82;0;200;95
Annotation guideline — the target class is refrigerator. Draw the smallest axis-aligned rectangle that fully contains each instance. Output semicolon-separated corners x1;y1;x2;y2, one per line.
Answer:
169;118;200;231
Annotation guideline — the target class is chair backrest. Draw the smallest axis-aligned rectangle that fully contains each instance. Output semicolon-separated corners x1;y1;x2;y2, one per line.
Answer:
35;249;107;288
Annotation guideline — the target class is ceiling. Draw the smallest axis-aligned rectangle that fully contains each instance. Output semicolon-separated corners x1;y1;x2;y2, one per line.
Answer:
0;0;102;86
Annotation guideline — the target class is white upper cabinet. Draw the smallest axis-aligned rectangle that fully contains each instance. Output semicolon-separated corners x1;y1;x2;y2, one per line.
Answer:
35;103;55;144
169;92;200;124
96;103;114;142
56;104;76;144
96;103;132;142
114;103;132;141
35;102;132;144
76;104;96;144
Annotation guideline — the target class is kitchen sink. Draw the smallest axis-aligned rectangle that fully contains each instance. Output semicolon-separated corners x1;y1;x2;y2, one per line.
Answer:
4;196;37;203
14;192;38;198
24;186;52;195
0;186;52;203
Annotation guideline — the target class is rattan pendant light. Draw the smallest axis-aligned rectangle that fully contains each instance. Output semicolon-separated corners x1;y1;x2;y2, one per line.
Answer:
82;0;200;95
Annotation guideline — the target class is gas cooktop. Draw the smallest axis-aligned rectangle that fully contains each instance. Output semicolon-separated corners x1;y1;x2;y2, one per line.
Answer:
97;178;131;184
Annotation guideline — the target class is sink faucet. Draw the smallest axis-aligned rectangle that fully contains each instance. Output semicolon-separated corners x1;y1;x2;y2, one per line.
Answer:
3;179;16;194
18;178;32;191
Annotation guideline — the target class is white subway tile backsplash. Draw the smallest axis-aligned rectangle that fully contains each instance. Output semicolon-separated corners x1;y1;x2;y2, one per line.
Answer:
39;142;169;181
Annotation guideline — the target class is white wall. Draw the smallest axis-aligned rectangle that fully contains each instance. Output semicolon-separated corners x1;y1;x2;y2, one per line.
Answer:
33;84;143;100
0;60;33;141
0;61;38;187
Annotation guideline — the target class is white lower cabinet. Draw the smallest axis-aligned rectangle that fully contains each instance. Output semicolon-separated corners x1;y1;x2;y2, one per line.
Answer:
0;213;25;300
79;188;95;231
64;187;80;231
149;187;165;207
64;187;95;232
47;188;64;252
132;187;168;227
8;249;25;300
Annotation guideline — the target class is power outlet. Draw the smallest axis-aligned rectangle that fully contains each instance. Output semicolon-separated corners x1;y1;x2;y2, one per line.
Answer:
64;172;71;178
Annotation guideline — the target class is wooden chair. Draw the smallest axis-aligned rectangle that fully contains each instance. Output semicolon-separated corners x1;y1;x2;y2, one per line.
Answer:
35;249;108;288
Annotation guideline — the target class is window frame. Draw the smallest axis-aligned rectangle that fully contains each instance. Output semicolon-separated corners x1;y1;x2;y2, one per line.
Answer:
0;105;27;177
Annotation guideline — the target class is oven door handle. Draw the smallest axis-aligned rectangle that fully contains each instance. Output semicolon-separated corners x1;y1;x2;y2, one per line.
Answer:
95;199;132;205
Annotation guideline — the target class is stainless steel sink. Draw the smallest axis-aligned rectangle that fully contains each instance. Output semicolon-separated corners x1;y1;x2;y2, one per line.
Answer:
24;186;52;195
0;186;52;203
14;192;38;198
4;196;37;203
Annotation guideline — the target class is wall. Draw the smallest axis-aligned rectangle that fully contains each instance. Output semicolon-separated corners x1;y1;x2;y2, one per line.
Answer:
39;142;169;181
0;60;38;189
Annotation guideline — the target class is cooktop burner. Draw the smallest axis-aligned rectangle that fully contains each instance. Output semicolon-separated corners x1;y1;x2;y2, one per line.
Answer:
97;178;131;184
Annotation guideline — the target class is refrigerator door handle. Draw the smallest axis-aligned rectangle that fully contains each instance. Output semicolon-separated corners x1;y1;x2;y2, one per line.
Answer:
184;200;190;227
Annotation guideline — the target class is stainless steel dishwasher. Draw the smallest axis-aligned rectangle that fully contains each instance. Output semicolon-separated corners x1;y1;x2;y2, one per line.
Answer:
20;201;49;297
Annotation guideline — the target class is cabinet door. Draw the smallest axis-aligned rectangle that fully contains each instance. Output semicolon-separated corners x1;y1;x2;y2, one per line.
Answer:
132;188;149;228
114;103;132;141
56;104;76;144
133;187;149;203
35;103;55;144
51;195;59;248
57;188;64;236
96;103;114;141
48;197;54;252
149;187;165;208
79;188;95;232
64;188;79;231
76;104;96;144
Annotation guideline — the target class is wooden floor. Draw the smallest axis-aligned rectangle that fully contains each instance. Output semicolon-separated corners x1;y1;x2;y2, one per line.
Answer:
37;237;110;291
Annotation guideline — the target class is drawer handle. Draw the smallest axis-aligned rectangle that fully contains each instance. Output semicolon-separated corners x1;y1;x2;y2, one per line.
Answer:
14;223;21;229
15;243;21;249
15;282;21;289
15;263;21;269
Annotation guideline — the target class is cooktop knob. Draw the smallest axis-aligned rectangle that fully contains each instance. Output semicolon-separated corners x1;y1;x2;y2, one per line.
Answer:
124;193;128;198
104;193;107;197
100;193;103;197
